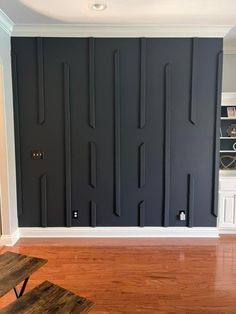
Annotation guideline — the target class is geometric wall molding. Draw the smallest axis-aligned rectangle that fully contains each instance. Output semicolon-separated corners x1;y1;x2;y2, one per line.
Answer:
12;37;222;228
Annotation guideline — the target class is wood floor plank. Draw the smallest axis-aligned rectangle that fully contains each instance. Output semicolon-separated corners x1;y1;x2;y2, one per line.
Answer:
1;237;236;312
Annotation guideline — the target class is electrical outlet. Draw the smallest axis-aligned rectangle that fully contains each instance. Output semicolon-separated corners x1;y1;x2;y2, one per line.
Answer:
31;150;44;160
179;210;186;221
72;210;79;219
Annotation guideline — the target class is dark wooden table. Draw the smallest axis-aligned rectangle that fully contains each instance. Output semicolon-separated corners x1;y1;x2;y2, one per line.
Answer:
0;280;94;313
0;251;47;299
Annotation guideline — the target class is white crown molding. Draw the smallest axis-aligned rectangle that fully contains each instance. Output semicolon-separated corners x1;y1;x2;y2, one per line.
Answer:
0;229;20;246
19;227;219;238
11;24;232;38
0;9;14;35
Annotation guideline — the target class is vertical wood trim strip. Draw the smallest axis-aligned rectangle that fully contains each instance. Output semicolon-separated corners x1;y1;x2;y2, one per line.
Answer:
90;201;96;227
140;38;146;128
212;51;223;217
139;201;145;227
139;143;146;188
40;174;47;227
37;38;45;125
90;142;97;188
190;38;198;125
188;174;194;227
11;52;23;217
89;38;96;128
164;63;171;227
114;49;121;217
64;62;72;227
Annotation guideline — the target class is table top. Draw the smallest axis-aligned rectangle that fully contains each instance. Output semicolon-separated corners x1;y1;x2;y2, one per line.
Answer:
0;251;47;298
0;280;94;314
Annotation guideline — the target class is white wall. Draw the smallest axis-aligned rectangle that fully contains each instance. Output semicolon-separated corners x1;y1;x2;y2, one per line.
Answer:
0;27;18;239
223;54;236;92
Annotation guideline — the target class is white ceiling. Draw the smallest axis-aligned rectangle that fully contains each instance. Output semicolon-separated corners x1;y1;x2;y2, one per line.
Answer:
0;0;236;48
1;0;236;24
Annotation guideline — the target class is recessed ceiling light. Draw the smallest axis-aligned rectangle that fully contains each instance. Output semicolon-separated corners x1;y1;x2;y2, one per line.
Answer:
91;3;107;11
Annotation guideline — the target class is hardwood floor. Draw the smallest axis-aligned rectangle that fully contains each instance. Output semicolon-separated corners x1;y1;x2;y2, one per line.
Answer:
1;236;236;313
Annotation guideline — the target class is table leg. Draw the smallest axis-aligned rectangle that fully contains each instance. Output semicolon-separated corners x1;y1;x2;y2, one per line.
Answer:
13;277;30;299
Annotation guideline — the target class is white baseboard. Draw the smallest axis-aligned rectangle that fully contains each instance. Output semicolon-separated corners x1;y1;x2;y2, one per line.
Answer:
0;227;219;246
19;227;219;238
0;229;20;246
219;228;236;234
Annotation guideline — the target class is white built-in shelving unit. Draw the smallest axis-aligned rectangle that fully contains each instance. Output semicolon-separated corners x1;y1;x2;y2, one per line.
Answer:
219;93;236;234
220;93;236;154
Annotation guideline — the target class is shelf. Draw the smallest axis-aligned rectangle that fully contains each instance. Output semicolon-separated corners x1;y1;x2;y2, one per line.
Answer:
221;104;236;107
220;137;236;139
220;150;236;153
219;169;236;177
221;117;236;120
222;93;236;106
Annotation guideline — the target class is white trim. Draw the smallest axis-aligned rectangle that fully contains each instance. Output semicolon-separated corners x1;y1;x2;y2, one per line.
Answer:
0;10;14;35
219;228;236;234
224;50;236;55
0;228;20;246
0;227;220;246
219;169;236;177
221;92;236;105
12;24;232;38
19;227;219;238
0;33;18;240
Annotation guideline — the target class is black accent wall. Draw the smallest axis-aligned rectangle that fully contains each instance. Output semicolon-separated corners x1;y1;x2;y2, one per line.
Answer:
11;37;223;228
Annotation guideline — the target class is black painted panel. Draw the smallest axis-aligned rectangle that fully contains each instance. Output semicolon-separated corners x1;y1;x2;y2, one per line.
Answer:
11;37;222;228
63;62;72;227
168;38;222;227
114;49;121;217
89;38;96;129
40;174;47;227
11;52;23;217
139;38;146;129
89;142;97;188
43;38;90;226
139;201;145;227
139;143;146;188
213;51;223;217
95;39;141;226
90;201;96;227
36;38;45;125
187;174;194;227
190;38;198;125
164;63;171;227
12;38;41;226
